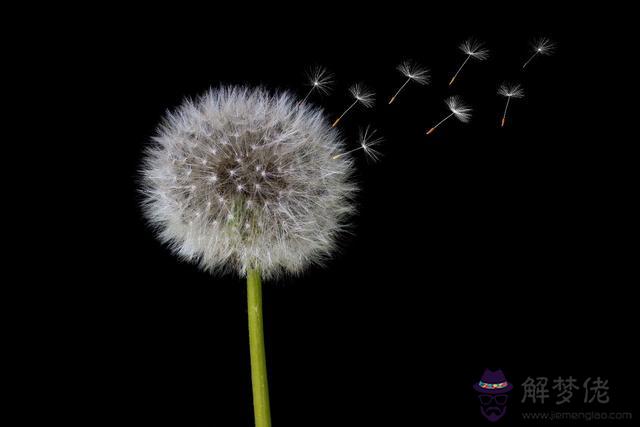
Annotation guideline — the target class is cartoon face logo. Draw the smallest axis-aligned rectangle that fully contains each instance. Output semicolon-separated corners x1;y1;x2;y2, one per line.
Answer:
473;369;513;422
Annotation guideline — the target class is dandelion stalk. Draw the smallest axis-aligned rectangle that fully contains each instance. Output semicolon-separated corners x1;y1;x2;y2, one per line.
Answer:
522;51;539;69
300;87;315;104
389;79;411;104
332;83;375;127
247;268;271;427
332;100;358;127
449;55;471;86
448;38;489;86
426;112;455;135
426;96;472;135
501;97;511;127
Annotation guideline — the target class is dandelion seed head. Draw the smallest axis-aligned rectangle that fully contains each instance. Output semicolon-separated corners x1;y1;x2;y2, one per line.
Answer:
141;86;357;279
445;95;472;123
306;66;334;95
459;38;489;60
531;37;555;55
349;83;376;108
498;83;525;98
397;61;431;85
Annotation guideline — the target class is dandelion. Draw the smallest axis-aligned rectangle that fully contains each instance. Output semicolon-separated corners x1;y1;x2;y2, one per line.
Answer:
333;126;383;161
522;37;555;69
332;83;375;127
498;83;525;127
300;66;334;104
141;86;357;427
449;38;489;86
426;95;472;135
388;60;430;104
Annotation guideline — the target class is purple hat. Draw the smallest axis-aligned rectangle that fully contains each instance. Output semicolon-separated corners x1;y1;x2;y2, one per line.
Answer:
473;368;513;394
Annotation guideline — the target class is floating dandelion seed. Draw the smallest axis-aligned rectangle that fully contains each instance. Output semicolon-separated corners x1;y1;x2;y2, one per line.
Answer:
389;60;430;104
449;38;489;86
426;96;472;135
141;86;357;427
522;37;555;69
498;83;525;127
333;126;383;161
332;83;375;127
300;66;334;104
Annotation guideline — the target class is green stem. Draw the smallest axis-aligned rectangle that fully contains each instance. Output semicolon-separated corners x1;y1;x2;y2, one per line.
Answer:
247;268;272;427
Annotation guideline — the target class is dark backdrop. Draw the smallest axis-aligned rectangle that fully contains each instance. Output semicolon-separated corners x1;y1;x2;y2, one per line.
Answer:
83;4;636;426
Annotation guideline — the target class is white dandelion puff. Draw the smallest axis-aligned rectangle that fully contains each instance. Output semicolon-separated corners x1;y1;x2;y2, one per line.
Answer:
426;96;472;135
523;37;555;69
332;83;376;127
449;38;489;86
333;126;383;162
300;66;334;104
140;86;357;280
389;60;431;104
498;83;525;127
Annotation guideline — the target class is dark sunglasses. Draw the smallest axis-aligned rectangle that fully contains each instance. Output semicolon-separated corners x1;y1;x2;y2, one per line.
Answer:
479;394;508;405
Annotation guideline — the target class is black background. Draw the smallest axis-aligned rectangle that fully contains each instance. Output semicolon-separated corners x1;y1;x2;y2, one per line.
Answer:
62;4;637;426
